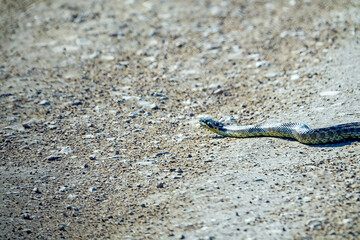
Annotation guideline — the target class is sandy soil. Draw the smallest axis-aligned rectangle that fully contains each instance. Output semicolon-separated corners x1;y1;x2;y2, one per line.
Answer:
1;0;359;239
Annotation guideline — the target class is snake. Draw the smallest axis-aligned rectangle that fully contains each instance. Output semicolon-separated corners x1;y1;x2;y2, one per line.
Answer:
200;118;360;144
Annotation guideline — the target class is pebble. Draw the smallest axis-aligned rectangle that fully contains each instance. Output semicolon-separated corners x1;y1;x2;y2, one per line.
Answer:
83;134;96;139
154;152;170;157
247;53;261;60
39;100;50;106
60;146;72;155
136;161;155;166
22;119;37;129
67;194;79;200
59;186;73;192
53;45;79;52
72;100;83;106
58;224;67;231
265;3;275;9
144;56;156;63
289;0;296;6
255;61;271;68
220;116;238;124
151;93;169;100
128;112;138;118
100;55;115;61
47;124;57;130
290;74;300;81
76;38;92;46
22;213;32;220
306;218;327;230
82;51;100;60
32;187;41;194
138;100;158;110
46;155;61;161
209;6;224;16
265;72;282;78
280;30;305;38
208;83;222;89
181;69;201;76
319;91;339;96
341;218;354;225
213;88;224;95
4;124;25;132
156;182;165;188
117;61;129;66
227;51;243;60
253;179;264;182
22;229;32;234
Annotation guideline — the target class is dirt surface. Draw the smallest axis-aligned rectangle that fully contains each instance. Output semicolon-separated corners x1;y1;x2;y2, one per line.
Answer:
1;0;359;239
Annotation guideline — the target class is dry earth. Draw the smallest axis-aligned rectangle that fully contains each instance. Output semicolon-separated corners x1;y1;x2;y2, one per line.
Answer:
0;0;359;239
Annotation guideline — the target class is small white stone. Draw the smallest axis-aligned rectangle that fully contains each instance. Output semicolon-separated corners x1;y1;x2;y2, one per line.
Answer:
138;100;158;109
208;83;222;89
319;91;339;96
210;6;223;16
247;53;261;60
136;161;155;166
220;116;238;123
59;186;69;192
144;56;156;62
289;0;296;6
83;134;96;139
290;74;300;81
341;218;354;225
81;52;100;60
280;31;289;38
181;69;200;75
53;45;79;52
60;146;72;155
265;72;281;78
227;52;243;60
101;55;115;61
265;3;275;9
39;100;50;106
67;194;78;200
76;38;92;46
255;61;270;68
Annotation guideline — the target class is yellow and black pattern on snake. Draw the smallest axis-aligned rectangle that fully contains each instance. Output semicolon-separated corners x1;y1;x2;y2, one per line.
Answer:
200;119;360;144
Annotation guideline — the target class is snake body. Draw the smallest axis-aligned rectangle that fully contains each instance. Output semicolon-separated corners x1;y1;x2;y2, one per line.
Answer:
200;119;360;144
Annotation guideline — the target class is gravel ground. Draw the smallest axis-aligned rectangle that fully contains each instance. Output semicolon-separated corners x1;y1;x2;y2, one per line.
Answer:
1;0;359;239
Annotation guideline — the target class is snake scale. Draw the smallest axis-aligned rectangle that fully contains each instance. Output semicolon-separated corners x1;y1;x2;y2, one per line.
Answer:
200;118;360;144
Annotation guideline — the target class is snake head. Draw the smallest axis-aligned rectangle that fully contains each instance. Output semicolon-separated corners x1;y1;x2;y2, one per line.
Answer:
200;119;225;132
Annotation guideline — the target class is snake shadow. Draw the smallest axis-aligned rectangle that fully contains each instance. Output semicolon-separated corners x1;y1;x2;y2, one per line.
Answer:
211;136;357;148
